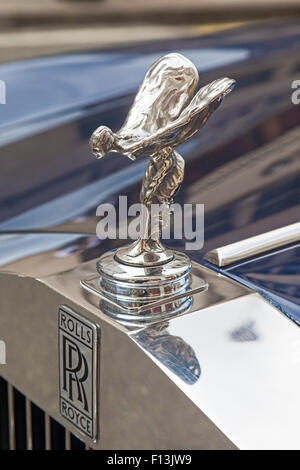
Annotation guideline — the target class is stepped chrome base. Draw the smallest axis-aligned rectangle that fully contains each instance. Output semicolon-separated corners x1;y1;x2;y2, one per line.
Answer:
81;248;208;322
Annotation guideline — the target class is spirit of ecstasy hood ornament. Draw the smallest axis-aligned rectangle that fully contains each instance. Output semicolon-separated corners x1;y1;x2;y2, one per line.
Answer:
89;53;235;321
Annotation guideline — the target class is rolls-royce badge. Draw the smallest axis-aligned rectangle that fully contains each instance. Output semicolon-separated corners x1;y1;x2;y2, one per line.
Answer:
58;305;99;440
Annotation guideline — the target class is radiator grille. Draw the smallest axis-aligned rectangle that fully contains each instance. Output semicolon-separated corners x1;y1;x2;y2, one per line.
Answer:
0;376;90;450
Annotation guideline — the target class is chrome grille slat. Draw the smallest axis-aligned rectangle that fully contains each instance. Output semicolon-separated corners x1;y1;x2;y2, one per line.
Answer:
25;398;32;450
0;377;88;450
7;383;15;450
45;413;51;450
65;430;71;451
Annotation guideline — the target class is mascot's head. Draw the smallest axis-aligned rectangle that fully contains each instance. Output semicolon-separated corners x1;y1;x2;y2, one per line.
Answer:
90;126;115;159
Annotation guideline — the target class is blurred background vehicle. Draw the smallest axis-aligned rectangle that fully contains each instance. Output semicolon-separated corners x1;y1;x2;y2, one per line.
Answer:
1;0;300;62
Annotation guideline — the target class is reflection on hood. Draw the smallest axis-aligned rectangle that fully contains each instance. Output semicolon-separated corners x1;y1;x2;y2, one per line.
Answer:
135;322;200;385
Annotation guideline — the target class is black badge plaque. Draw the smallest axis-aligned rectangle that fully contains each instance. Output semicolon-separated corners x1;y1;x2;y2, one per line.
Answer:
58;305;99;440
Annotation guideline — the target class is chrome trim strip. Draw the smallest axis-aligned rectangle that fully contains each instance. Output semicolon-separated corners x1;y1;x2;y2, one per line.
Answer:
204;222;300;267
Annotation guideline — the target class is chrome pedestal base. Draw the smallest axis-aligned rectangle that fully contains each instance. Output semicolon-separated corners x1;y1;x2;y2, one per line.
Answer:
82;248;208;322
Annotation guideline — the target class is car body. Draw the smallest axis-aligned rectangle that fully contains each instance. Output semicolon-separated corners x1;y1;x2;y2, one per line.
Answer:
0;20;300;450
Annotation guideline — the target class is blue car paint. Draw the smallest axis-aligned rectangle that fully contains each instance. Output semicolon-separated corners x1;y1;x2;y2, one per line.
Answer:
223;244;300;326
0;48;249;145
